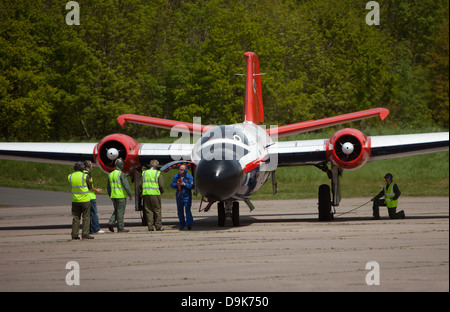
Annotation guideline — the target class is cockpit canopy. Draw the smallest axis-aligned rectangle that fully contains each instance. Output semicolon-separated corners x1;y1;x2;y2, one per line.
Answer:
193;125;250;162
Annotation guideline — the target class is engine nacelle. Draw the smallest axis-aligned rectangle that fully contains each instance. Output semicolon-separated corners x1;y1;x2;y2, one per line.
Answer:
326;128;371;170
93;134;141;174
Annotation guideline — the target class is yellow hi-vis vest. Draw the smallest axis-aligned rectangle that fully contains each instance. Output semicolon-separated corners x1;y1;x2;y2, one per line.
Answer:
384;182;398;208
68;171;90;203
142;169;161;196
84;170;96;200
109;169;127;199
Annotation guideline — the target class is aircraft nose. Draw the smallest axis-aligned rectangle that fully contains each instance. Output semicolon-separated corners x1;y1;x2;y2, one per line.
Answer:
195;159;243;201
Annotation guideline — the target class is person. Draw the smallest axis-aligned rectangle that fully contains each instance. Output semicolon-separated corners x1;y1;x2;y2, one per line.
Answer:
171;165;194;230
140;159;165;231
83;160;104;234
371;173;405;220
106;158;133;232
68;161;94;240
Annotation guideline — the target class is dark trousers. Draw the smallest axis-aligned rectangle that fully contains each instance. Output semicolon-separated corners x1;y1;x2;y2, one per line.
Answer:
176;196;193;228
72;201;90;238
372;199;405;219
108;198;127;230
143;195;162;230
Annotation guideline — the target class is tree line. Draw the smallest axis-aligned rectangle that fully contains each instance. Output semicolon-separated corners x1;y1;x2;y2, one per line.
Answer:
1;0;448;141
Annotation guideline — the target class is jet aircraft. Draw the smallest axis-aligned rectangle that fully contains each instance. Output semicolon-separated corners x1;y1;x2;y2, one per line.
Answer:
1;52;448;226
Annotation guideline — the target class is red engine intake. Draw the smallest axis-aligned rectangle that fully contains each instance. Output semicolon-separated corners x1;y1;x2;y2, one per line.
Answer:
93;134;141;174
326;128;371;170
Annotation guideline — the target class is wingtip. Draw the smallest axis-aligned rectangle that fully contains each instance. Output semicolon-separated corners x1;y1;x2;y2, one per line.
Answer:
379;108;389;121
117;114;130;127
117;116;125;127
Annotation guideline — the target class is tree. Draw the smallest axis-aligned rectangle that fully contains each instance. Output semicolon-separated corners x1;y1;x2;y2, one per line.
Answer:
0;0;447;141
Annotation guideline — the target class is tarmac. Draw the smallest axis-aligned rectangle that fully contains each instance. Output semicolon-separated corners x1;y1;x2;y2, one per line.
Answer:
0;187;448;293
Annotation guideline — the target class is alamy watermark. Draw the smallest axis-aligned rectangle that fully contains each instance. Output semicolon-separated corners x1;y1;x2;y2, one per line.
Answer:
365;261;380;285
65;1;80;25
64;260;381;286
366;1;380;26
66;1;380;26
168;117;279;171
65;261;80;286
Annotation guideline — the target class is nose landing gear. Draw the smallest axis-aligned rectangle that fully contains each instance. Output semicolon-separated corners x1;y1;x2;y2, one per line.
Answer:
217;201;240;227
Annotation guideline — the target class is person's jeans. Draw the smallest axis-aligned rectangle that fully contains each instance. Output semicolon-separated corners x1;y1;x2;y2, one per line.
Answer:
89;199;100;233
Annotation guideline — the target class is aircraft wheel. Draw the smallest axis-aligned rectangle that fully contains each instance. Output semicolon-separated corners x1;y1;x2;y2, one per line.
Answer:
232;201;240;226
318;184;333;221
218;202;226;227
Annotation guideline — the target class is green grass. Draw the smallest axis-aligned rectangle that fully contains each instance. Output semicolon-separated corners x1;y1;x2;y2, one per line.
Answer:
252;151;449;199
0;128;448;199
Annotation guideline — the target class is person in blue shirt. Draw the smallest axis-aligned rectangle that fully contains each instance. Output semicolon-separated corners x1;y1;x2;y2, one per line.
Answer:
171;165;195;230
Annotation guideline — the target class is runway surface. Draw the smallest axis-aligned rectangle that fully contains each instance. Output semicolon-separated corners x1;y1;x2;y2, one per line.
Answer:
0;187;448;292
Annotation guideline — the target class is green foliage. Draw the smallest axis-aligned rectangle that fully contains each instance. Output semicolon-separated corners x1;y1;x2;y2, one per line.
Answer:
0;0;448;141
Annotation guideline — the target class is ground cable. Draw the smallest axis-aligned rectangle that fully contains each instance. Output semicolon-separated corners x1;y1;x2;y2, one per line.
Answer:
334;199;372;217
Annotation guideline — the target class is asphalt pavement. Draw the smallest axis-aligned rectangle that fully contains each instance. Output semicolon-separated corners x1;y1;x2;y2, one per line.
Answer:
0;187;448;294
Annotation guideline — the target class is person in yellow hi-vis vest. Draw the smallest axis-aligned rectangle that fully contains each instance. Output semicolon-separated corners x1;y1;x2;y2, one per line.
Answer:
140;159;165;231
371;173;405;220
68;161;95;240
83;160;103;234
107;158;133;232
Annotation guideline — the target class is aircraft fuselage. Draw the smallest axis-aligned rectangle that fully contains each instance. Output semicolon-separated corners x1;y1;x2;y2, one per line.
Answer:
192;122;274;201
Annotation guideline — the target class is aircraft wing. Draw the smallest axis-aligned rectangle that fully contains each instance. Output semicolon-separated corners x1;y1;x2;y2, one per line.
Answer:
1;132;447;169
269;132;449;168
0;142;97;165
137;143;194;165
117;114;212;133
369;132;449;161
267;108;389;138
0;141;194;170
268;139;328;167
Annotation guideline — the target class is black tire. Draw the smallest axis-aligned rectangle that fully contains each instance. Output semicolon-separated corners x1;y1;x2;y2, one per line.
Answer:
232;202;240;226
218;202;226;227
318;184;333;221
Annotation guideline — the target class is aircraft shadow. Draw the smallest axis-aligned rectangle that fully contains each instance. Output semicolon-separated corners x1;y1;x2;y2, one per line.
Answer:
0;214;447;231
163;213;450;231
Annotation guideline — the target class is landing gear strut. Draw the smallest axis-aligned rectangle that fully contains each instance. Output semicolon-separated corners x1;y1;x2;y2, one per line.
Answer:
218;201;240;227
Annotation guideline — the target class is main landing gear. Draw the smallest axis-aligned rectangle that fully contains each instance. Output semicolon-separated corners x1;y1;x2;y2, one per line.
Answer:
318;184;334;221
315;163;343;221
